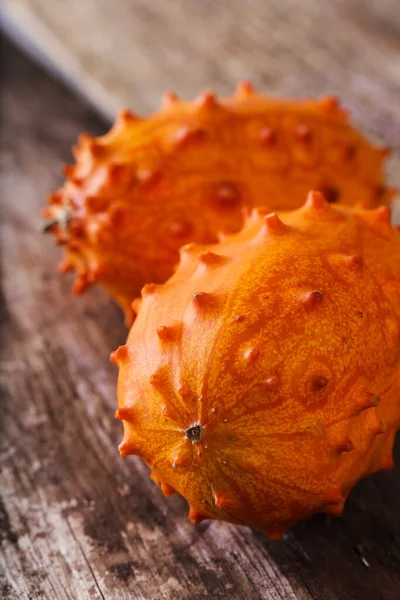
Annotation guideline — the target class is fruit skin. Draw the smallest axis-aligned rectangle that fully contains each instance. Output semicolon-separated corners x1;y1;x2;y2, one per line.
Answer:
114;192;400;539
43;84;394;322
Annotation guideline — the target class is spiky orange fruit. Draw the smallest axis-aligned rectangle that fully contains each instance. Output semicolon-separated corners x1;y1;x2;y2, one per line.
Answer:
43;84;394;322
113;192;400;539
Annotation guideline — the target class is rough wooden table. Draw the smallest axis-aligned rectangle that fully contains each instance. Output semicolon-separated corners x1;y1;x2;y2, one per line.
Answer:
1;10;400;600
2;0;399;223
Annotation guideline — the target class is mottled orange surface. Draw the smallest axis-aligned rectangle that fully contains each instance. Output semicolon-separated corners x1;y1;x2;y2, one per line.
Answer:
114;193;400;539
43;83;394;321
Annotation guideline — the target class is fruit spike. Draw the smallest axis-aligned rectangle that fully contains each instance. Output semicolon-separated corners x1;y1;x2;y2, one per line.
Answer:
374;205;392;225
192;291;212;308
115;405;135;422
303;190;339;217
188;506;208;524
336;437;355;453
311;376;329;391
110;345;129;366
156;325;173;341
295;124;312;142
262;213;289;236
244;347;260;363
196;90;220;110
118;432;139;457
114;196;400;537
235;80;256;96
43;84;394;321
172;126;206;150
300;290;324;309
343;254;363;270
161;91;180;108
197;251;226;266
259;127;276;145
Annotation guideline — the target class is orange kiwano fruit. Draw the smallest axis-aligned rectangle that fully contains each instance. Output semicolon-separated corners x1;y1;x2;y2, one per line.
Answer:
113;193;400;539
43;83;394;322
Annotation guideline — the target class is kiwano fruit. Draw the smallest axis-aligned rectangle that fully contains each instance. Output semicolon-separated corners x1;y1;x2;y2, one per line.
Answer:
113;192;400;539
43;83;394;322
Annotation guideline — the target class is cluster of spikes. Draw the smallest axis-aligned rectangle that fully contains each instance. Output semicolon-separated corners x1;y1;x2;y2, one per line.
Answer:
111;192;400;539
42;82;395;322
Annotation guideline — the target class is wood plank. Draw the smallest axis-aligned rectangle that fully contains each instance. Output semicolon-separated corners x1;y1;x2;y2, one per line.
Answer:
0;0;399;118
1;37;400;599
1;0;399;223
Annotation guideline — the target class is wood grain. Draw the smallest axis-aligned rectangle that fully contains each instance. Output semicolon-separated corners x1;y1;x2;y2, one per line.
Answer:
1;0;400;118
1;0;399;222
0;3;400;598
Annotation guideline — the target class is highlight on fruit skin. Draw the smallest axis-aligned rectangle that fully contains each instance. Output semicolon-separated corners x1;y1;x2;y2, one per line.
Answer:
42;83;395;322
113;192;400;539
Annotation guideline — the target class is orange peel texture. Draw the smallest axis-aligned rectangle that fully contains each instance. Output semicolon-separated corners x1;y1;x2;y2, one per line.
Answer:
113;192;400;539
43;83;394;322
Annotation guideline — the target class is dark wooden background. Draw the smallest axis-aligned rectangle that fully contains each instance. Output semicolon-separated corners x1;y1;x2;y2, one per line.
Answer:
1;0;400;598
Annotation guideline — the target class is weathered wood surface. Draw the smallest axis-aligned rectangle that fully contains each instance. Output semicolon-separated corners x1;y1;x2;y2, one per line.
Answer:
1;0;399;223
0;0;399;119
1;5;400;599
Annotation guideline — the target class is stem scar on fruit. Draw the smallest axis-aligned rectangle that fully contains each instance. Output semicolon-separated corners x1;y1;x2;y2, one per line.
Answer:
42;206;71;232
184;424;203;443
